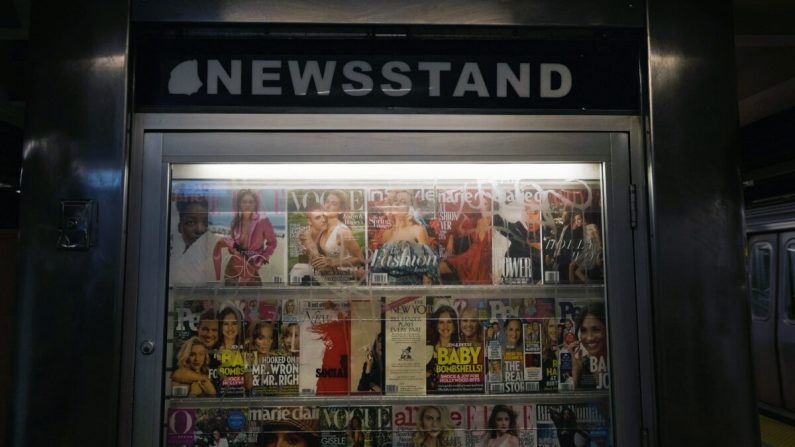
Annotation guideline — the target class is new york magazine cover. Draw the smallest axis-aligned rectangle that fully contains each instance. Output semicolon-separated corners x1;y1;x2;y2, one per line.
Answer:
384;296;427;396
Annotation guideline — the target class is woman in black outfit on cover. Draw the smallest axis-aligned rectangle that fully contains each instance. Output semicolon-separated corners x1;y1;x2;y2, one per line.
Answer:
357;332;384;392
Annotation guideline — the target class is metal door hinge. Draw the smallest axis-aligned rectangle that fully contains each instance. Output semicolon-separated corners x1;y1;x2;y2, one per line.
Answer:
629;184;638;229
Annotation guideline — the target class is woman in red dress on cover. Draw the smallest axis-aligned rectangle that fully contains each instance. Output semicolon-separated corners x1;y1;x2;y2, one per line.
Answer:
213;189;277;285
441;198;492;284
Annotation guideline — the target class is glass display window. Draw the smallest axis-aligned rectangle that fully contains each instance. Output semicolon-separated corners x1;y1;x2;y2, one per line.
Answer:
162;163;611;447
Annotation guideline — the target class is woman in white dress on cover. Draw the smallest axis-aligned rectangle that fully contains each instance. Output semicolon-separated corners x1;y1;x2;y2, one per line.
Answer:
312;190;365;279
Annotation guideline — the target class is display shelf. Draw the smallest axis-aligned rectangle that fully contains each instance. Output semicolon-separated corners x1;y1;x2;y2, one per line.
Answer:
165;391;610;408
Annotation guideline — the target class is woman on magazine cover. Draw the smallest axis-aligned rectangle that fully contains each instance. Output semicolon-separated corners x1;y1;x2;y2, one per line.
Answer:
549;211;584;283
427;305;459;390
312;190;365;280
281;322;300;356
504;319;523;352
257;415;320;447
412;406;456;447
218;305;245;350
171;336;217;397
440;199;492;284
171;196;211;285
290;203;326;284
348;415;366;447
573;302;608;390
458;305;483;345
485;405;519;447
357;331;384;393
569;223;603;284
542;317;561;386
210;429;230;447
213;189;278;286
244;320;277;393
246;321;277;360
374;190;440;285
549;406;590;447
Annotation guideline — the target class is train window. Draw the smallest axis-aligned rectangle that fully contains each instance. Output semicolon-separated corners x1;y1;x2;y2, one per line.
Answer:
788;244;795;320
750;242;772;319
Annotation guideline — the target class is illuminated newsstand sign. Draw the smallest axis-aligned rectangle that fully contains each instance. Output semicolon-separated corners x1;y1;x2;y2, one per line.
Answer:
135;38;640;111
168;60;573;99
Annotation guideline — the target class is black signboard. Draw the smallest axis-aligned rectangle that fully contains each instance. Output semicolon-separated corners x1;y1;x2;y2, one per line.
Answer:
135;37;640;113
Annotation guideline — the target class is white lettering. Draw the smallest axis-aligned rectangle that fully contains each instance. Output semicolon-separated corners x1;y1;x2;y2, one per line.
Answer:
207;60;241;95
252;60;282;95
289;60;337;96
453;62;489;97
496;63;530;98
342;60;373;96
418;62;451;97
381;61;412;97
540;63;572;98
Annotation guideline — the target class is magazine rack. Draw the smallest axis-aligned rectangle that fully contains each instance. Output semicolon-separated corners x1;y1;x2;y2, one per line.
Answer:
127;114;642;447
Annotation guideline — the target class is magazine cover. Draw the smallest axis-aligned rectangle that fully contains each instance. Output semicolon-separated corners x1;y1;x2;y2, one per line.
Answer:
166;406;249;447
384;296;427;396
536;402;610;447
521;298;559;392
245;297;299;397
287;189;366;286
426;297;485;394
485;298;541;393
465;404;536;447
350;297;386;395
436;185;493;285
248;406;322;447
169;182;216;287
320;406;393;447
203;184;287;286
367;187;441;286
299;299;351;396
540;181;603;285
392;405;465;447
556;299;609;392
215;300;250;398
170;292;219;398
492;182;542;285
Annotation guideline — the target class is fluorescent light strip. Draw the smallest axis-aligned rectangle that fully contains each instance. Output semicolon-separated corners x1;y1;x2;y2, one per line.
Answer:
173;163;600;181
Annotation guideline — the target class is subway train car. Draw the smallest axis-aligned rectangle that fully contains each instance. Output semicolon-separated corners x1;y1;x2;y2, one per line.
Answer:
747;202;795;422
